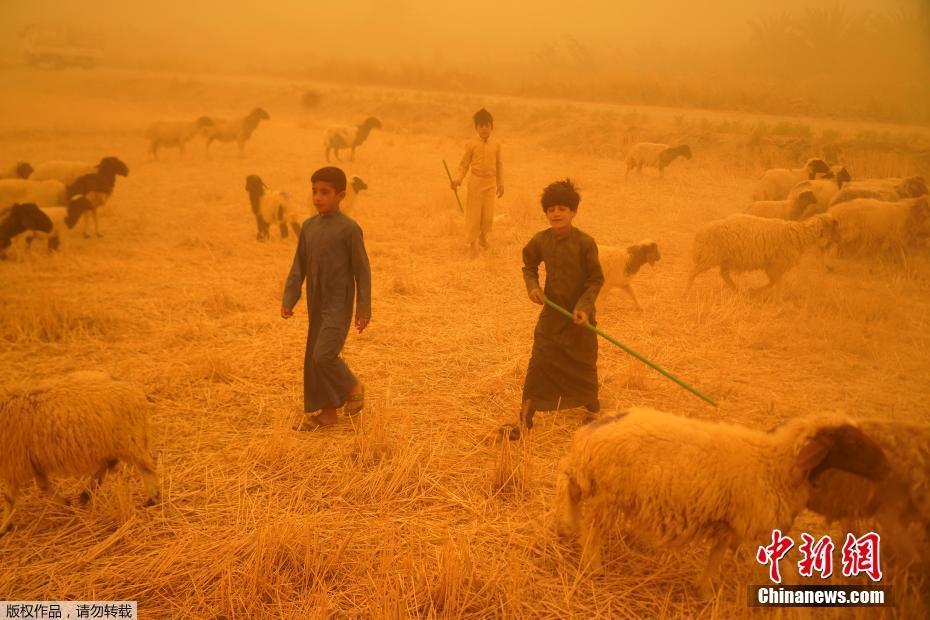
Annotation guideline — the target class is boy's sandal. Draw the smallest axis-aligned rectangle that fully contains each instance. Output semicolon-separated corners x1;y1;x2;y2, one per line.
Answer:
293;410;338;431
344;384;365;416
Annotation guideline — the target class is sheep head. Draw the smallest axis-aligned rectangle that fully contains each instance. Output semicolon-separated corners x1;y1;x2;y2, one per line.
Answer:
98;156;129;178
628;240;661;267
351;176;368;194
805;159;831;179
244;174;266;196
792;191;818;219
15;162;33;179
807;213;840;246
194;116;215;129
906;198;930;236
362;117;382;130
898;176;928;198
795;423;890;486
249;108;270;122
834;167;851;187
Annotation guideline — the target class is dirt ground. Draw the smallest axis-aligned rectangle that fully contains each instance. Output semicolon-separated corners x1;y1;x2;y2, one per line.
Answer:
1;67;928;619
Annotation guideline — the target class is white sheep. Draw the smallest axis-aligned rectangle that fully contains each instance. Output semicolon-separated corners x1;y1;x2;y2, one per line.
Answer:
0;179;66;208
244;174;303;240
0;370;160;536
624;142;692;178
340;175;369;215
0;162;33;180
596;240;660;311
827;197;930;256
745;189;817;220
553;407;888;596
788;166;852;218
63;156;130;238
31;160;94;185
686;213;837;292
830;176;928;207
752;158;832;201
323;117;382;162
202;107;270;156
145;117;215;160
808;418;930;571
0;203;53;258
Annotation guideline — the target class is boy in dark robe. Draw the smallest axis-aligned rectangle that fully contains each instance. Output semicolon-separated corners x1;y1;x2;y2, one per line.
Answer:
281;167;371;429
518;179;604;434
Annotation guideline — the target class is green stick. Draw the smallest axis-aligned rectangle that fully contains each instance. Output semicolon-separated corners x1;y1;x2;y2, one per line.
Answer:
442;160;464;214
544;297;717;407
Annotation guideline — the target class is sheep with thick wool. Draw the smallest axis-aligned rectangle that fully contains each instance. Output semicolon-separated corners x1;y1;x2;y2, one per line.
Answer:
624;142;692;178
145;117;215;160
788;166;852;218
830;176;928;207
687;213;837;292
245;174;301;240
596;240;660;311
202;107;270;156
745;189;817;220
324;117;382;162
0;179;66;208
553;407;888;596
31;156;125;186
827;197;930;256
0;370;160;536
808;418;930;571
0;162;33;180
753;158;832;201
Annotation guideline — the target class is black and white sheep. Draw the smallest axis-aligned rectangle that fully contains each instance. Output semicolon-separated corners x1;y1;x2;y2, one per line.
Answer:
624;142;692;178
145;117;215;160
64;157;130;238
21;196;97;253
245;174;302;241
0;370;160;536
745;190;818;220
827;197;930;256
340;175;369;215
0;162;33;180
31;156;124;186
553;407;888;596
202;107;270;156
597;240;660;311
829;176;928;207
0;178;66;208
686;213;838;292
0;203;53;258
323;117;382;162
788;166;852;219
752;159;832;201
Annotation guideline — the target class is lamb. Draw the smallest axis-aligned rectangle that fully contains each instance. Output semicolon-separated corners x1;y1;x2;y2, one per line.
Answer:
64;156;130;238
244;174;301;240
686;213;838;292
596;240;660;311
0;162;33;179
340;175;369;215
553;407;888;596
202;107;270;156
807;418;930;571
752;158;832;201
145;116;215;160
827;197;930;256
0;203;53;258
829;176;928;207
324;117;382;162
0;370;160;536
22;196;97;252
745;190;818;220
0;179;66;208
624;142;692;178
788;166;852;218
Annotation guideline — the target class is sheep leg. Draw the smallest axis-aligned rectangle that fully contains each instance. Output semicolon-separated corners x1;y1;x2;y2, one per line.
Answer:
755;270;782;292
325;146;331;162
334;147;342;162
719;267;738;291
279;222;289;239
0;485;18;536
32;466;69;506
78;459;118;505
579;511;604;573
290;222;300;236
350;145;356;162
696;537;731;599
126;453;160;506
620;284;642;311
92;209;101;238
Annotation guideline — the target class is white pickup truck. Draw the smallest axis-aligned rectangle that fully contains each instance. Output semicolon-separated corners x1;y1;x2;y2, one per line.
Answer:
20;24;104;69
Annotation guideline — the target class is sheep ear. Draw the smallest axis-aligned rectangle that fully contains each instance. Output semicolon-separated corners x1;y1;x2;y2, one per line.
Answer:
795;431;833;480
798;425;889;483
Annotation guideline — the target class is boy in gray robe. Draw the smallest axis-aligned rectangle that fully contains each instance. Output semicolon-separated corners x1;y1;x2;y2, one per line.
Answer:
282;167;372;429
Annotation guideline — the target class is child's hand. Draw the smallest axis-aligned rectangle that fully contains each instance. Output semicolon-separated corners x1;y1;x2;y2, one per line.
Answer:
496;185;504;198
573;309;589;325
281;307;294;319
528;288;544;305
355;316;370;333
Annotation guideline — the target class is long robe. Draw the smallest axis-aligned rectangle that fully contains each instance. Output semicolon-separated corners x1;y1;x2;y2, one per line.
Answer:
455;137;503;244
282;211;372;412
521;226;604;411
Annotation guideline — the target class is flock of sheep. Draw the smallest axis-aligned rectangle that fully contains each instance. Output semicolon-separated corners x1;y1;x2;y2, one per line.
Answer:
1;106;929;602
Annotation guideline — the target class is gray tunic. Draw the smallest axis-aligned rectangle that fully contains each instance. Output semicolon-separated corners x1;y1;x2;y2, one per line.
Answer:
283;211;372;412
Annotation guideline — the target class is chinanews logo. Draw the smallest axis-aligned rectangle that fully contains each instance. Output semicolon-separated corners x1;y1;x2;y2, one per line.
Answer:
748;530;893;608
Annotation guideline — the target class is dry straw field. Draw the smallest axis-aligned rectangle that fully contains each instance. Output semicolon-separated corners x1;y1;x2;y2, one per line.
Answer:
1;67;929;618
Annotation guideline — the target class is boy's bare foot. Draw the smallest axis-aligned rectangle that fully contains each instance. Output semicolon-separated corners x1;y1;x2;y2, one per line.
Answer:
294;408;339;431
345;382;365;416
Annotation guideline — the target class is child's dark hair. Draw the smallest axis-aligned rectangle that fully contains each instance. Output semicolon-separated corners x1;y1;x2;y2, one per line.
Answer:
540;178;580;212
310;166;347;193
473;108;493;126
